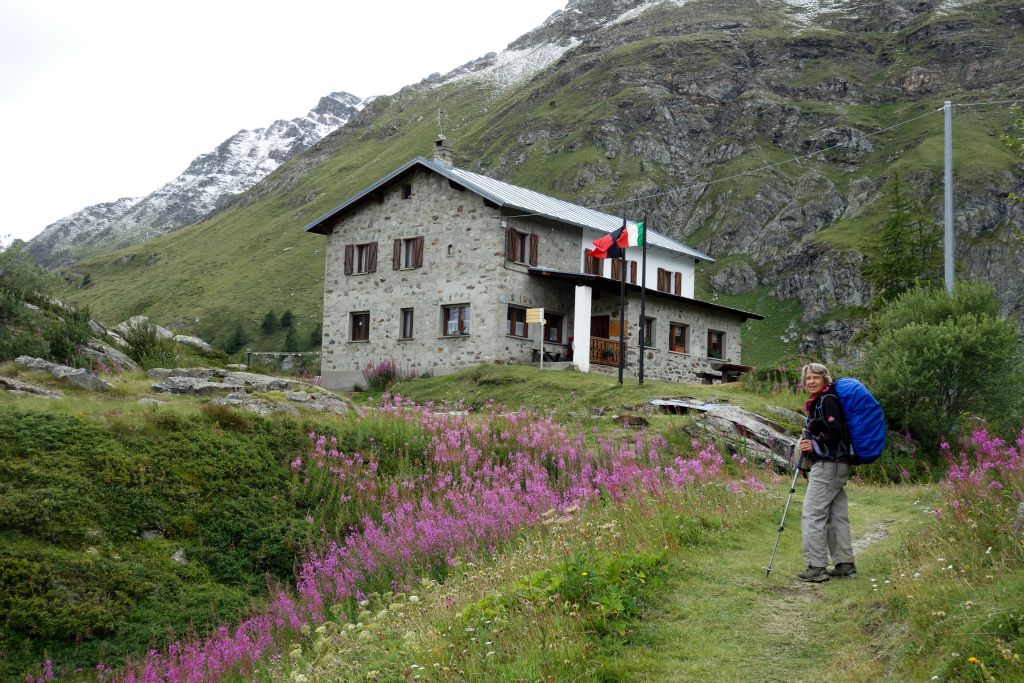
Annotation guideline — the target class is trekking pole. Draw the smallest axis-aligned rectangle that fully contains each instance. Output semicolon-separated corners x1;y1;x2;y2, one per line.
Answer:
765;433;808;578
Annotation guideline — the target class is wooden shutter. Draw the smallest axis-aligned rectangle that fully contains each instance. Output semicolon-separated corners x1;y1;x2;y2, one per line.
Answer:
630;261;637;284
344;244;354;275
366;242;378;273
506;228;518;260
657;268;667;292
674;272;682;296
413;236;424;268
528;234;539;266
393;239;401;269
610;259;622;281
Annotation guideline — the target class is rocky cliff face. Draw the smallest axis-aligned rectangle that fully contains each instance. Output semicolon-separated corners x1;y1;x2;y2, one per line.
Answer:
27;92;365;267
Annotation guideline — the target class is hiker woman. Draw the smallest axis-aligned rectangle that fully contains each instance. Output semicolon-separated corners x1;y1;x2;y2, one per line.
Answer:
797;362;857;582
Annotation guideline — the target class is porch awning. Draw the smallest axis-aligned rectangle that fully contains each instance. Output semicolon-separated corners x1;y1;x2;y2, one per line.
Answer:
527;266;765;322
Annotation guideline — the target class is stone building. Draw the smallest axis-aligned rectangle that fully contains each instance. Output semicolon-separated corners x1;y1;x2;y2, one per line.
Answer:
306;137;762;390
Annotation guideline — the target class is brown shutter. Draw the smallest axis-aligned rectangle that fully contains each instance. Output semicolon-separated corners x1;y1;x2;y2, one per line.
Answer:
393;239;401;269
630;261;637;284
366;242;378;273
674;272;682;296
505;228;517;260
657;268;667;291
413;236;424;268
610;259;621;281
528;234;539;266
344;244;354;275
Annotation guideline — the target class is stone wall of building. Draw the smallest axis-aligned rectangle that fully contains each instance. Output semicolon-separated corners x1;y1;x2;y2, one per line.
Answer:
319;169;584;389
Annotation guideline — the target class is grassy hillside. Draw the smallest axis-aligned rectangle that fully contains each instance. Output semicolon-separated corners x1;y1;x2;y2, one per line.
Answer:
58;0;1024;368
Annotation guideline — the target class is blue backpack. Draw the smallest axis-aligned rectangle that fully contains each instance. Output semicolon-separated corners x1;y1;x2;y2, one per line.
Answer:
834;378;887;464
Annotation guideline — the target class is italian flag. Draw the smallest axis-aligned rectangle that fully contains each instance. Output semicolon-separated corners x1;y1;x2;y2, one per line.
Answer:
617;221;645;248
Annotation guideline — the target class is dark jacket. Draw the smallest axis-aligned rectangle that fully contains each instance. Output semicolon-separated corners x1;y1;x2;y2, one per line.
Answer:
804;386;851;463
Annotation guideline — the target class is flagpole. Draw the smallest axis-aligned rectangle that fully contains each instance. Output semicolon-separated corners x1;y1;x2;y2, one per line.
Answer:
638;211;648;385
617;216;627;385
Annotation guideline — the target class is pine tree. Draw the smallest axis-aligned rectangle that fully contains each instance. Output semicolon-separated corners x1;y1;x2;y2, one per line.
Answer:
280;309;294;328
225;322;249;354
261;310;278;335
308;323;322;349
864;174;942;305
284;325;298;352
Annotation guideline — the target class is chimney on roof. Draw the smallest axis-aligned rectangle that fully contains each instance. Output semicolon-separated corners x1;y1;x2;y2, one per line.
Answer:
433;134;454;168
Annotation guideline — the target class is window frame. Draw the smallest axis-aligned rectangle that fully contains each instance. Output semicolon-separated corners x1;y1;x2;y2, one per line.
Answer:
399;308;415;340
643;317;656;348
707;329;725;359
441;304;471;337
669;322;688;353
506;305;529;339
350;311;370;342
545;312;564;343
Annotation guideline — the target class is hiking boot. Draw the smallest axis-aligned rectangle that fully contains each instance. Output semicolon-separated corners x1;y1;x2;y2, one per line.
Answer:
828;562;857;578
797;566;830;583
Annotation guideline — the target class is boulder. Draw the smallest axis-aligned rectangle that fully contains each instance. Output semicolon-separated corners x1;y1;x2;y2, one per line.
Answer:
209;393;299;416
693;405;799;471
80;340;142;372
0;375;64;399
14;356;112;392
114;315;174;339
151;376;237;395
173;334;214;353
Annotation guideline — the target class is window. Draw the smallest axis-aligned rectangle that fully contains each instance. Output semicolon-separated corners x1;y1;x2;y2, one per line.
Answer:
442;304;470;336
674;272;683;296
402;183;412;199
643;317;656;348
657;268;670;292
669;323;688;353
545;312;564;343
707;329;725;359
350;312;370;342
400;308;414;339
506;228;538;265
344;242;378;275
630;261;637;285
584;252;602;275
393;236;423;269
610;259;624;281
506;306;528;338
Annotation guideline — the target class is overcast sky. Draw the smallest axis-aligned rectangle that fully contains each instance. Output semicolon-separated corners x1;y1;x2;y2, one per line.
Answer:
0;0;567;245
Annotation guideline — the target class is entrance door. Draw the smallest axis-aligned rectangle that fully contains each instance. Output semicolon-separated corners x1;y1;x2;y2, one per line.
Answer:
590;315;610;339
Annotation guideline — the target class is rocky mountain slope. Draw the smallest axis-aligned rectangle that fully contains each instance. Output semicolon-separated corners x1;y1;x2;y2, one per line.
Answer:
57;0;1024;367
27;92;365;267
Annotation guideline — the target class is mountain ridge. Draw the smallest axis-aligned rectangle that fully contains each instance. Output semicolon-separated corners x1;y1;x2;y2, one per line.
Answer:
27;91;366;267
53;0;1024;367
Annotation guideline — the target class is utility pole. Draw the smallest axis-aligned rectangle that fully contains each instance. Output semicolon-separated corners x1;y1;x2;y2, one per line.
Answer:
944;100;954;295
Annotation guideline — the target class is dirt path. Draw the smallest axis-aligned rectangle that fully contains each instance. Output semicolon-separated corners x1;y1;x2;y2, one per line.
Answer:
608;485;925;682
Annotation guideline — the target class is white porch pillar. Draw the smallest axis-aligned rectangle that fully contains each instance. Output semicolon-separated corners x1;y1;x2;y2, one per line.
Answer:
573;285;592;372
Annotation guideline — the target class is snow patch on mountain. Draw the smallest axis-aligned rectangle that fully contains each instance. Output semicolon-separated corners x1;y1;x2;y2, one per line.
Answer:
28;92;365;266
442;39;581;90
605;0;688;28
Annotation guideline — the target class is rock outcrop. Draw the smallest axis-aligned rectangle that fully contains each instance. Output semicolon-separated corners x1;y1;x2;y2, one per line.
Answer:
15;356;112;392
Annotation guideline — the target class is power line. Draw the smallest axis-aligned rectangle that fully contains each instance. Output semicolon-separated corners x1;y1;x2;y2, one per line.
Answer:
951;98;1022;108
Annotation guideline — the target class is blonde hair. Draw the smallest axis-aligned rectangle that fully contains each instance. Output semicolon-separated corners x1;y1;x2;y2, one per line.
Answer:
801;362;833;386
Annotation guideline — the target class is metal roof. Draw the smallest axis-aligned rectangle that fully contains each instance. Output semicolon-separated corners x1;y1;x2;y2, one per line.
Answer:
305;156;713;262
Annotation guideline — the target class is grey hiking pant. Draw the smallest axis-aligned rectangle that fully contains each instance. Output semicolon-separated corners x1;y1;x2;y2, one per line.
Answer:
801;460;855;568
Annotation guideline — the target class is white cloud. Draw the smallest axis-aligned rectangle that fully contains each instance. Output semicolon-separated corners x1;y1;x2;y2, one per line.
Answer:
0;0;567;244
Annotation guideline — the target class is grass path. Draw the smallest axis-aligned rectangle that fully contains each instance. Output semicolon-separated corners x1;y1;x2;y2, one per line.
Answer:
608;483;931;682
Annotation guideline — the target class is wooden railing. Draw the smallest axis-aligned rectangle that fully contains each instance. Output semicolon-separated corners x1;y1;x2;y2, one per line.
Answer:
590;337;620;366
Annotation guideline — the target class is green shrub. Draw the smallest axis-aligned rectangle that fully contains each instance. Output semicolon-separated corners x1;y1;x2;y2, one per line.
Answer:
862;282;1024;453
123;320;178;369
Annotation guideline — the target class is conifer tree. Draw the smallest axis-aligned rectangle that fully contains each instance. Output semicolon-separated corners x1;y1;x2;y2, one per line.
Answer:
280;309;294;328
864;174;942;305
261;310;278;335
284;325;298;352
225;322;249;354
